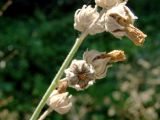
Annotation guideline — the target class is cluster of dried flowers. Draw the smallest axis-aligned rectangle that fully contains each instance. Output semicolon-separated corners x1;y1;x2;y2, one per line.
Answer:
46;50;126;115
44;0;147;118
74;0;146;46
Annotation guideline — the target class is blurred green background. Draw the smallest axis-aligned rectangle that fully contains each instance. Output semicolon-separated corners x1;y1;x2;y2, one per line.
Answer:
0;0;160;120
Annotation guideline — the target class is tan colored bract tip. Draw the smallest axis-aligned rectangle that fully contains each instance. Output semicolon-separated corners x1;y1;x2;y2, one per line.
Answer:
107;50;126;62
125;24;147;46
57;80;68;93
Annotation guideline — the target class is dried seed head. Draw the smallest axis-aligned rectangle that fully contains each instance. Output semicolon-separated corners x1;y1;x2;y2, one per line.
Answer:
105;4;137;38
83;50;126;79
47;90;72;114
95;0;128;9
74;5;105;35
65;60;95;90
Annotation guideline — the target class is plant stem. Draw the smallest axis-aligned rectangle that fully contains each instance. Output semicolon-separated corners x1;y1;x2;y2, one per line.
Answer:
30;32;88;120
38;108;53;120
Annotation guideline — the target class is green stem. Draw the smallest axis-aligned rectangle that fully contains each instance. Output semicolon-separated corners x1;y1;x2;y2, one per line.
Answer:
30;32;88;120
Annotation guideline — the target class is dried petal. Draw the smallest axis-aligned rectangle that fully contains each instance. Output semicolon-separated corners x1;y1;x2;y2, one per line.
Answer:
74;80;95;91
83;50;111;79
65;60;95;90
83;50;106;64
47;90;72;114
95;0;117;9
95;0;128;9
107;4;137;24
74;5;105;35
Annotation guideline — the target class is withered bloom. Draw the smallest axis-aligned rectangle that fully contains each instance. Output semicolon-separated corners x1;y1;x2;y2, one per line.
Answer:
74;5;105;35
105;3;147;46
83;50;111;79
47;90;72;114
65;60;95;90
83;50;126;79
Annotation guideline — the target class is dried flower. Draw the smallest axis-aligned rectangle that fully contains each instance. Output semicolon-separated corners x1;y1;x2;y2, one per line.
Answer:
47;90;72;114
104;4;147;46
105;4;137;37
74;5;105;35
65;60;95;90
83;50;126;79
95;0;128;9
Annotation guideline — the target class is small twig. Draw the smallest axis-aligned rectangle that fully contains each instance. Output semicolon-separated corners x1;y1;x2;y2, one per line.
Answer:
0;0;12;16
0;50;18;62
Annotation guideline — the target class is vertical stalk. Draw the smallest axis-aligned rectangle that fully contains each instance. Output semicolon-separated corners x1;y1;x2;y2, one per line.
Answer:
30;32;88;120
